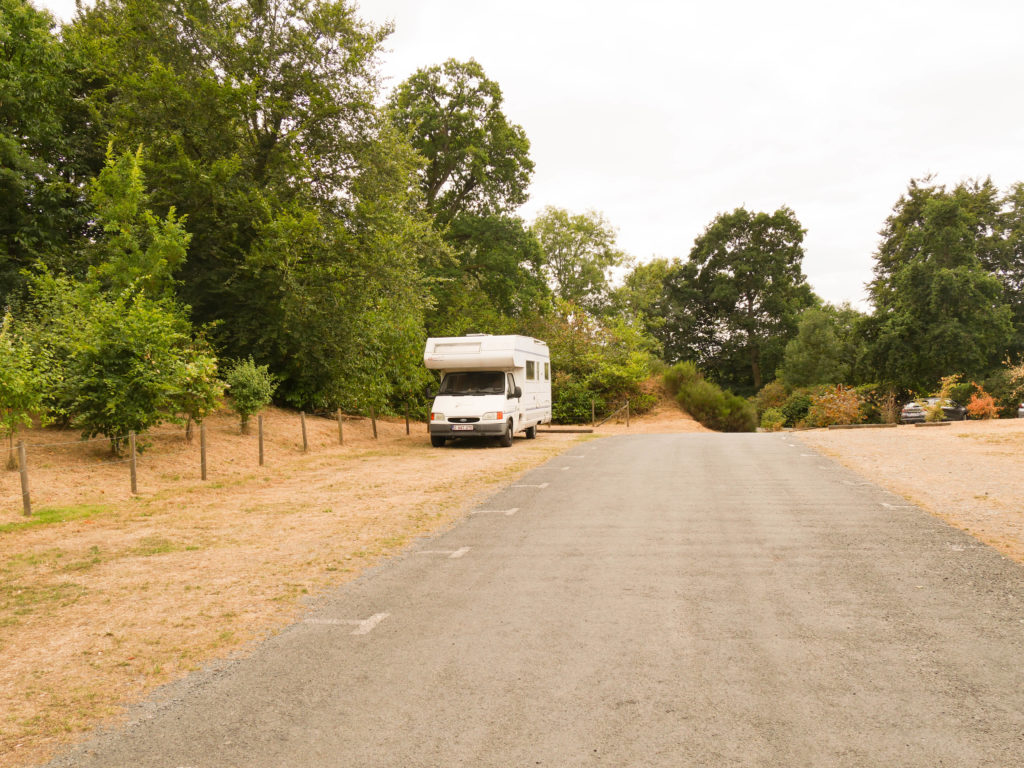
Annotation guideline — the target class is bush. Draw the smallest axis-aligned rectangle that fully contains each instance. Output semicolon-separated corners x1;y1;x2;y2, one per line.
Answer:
752;381;788;415
760;408;786;431
0;312;51;468
552;373;601;424
225;358;277;434
780;391;812;427
804;385;863;428
966;384;999;419
664;361;702;395
63;292;199;455
670;366;757;432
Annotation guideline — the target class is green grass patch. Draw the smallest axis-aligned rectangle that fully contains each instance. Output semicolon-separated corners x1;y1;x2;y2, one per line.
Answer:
130;536;180;557
0;581;88;614
0;505;111;535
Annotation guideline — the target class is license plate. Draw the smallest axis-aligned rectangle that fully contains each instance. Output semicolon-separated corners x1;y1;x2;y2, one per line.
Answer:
451;424;474;431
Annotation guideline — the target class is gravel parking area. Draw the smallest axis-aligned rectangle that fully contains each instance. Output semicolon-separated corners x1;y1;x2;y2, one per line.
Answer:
795;419;1024;566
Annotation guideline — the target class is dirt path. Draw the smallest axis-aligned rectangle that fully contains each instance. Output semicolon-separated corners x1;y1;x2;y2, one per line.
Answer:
795;419;1024;565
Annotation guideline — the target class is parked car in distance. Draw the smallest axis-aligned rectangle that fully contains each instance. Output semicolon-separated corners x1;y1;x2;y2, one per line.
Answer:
1018;402;1024;418
900;398;968;424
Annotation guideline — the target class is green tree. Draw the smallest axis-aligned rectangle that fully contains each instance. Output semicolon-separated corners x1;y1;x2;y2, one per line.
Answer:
426;213;551;336
86;145;190;296
777;304;868;389
533;207;629;315
63;289;200;455
68;0;438;410
867;180;1014;390
522;299;657;423
0;0;99;303
661;207;815;392
174;339;223;442
388;58;534;227
0;310;50;468
224;357;276;434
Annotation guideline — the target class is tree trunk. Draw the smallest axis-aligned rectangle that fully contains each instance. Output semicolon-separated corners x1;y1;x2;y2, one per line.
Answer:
750;346;763;392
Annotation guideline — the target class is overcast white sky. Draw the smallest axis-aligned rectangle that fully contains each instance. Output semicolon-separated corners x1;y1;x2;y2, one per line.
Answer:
35;0;1024;307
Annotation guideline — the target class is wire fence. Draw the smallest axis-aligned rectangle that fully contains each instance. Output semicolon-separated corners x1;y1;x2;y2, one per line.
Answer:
2;407;416;518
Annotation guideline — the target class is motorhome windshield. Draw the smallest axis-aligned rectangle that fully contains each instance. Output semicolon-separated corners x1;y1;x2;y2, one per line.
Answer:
439;371;505;396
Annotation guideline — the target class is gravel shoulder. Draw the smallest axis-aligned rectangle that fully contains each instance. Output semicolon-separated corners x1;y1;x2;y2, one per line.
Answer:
795;419;1024;566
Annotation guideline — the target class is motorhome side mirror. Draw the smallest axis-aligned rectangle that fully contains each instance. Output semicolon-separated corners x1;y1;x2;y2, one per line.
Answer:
513;386;523;399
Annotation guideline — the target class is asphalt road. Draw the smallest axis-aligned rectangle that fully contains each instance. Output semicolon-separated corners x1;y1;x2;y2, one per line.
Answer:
49;434;1024;767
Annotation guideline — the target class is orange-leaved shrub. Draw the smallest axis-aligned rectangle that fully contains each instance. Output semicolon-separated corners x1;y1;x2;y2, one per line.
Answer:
966;383;999;419
804;385;863;428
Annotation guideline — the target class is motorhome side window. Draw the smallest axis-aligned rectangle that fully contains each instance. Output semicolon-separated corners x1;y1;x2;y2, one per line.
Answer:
544;362;550;380
526;360;536;380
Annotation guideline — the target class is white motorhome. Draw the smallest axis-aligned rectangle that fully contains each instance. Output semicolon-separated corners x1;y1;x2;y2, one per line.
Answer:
424;334;552;447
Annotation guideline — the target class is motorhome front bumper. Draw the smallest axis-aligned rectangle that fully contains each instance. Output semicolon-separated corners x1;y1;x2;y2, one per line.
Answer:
429;422;506;436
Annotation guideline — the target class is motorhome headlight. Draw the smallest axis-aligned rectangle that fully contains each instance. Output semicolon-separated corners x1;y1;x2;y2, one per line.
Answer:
430;412;445;422
482;411;504;421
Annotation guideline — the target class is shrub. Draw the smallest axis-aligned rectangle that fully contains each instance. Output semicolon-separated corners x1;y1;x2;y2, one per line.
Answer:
966;384;999;419
760;408;786;431
552;373;601;424
672;369;757;432
804;385;863;428
780;391;812;427
753;381;788;415
64;292;198;455
664;361;702;395
0;312;51;468
225;358;277;434
175;347;224;441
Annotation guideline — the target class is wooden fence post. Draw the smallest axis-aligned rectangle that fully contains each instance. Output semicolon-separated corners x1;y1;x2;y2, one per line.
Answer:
258;415;265;466
17;440;31;517
405;404;410;436
626;400;630;428
591;400;595;427
337;409;344;445
200;422;208;481
370;405;378;439
129;432;138;494
301;411;308;452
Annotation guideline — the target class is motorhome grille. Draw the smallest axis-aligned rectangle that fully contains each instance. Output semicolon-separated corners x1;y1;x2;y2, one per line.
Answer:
449;417;480;423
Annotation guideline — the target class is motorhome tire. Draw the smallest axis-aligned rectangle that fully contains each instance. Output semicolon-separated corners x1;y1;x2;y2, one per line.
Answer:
525;425;537;439
499;421;513;447
430;436;446;447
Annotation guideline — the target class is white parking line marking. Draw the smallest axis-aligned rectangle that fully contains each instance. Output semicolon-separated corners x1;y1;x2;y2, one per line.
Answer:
418;547;471;558
472;508;518;516
304;613;390;635
881;502;915;509
561;466;571;471
352;613;390;635
512;483;549;488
